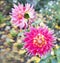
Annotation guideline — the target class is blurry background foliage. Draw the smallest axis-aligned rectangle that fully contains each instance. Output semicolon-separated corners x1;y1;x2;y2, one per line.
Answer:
0;0;60;63
39;46;60;63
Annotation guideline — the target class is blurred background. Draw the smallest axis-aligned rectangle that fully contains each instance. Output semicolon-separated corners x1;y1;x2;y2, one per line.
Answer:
0;0;60;63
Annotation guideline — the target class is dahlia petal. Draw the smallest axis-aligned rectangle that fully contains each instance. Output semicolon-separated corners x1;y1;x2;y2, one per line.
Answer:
23;26;56;56
11;3;36;29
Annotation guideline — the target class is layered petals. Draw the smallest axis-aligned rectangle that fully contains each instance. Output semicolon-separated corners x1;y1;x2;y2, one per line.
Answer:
11;3;36;29
23;26;56;56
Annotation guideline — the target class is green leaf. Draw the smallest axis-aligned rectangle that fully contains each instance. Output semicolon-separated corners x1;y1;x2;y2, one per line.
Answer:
39;53;51;63
39;60;45;63
17;44;23;49
0;12;5;24
56;48;60;63
6;21;11;26
51;58;57;63
18;32;23;37
10;29;18;37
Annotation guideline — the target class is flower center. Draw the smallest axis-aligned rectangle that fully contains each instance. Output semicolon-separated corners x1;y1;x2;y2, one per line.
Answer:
33;34;46;47
18;14;23;19
24;13;30;19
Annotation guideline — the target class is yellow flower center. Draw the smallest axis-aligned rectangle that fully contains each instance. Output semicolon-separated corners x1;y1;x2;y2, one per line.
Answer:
33;34;46;47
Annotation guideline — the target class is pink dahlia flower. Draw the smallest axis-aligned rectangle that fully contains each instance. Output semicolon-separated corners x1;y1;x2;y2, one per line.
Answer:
11;3;36;29
23;26;56;56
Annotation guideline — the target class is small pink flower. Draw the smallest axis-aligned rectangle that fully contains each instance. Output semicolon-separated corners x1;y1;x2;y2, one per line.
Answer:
23;26;56;56
11;3;36;29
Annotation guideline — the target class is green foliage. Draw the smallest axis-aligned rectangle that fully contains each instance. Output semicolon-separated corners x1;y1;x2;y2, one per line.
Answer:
32;19;42;27
18;32;23;37
39;47;60;63
56;48;60;63
16;44;23;49
40;1;60;29
18;0;26;5
10;29;18;37
7;41;13;46
6;0;13;4
0;12;5;24
6;21;11;26
5;0;53;11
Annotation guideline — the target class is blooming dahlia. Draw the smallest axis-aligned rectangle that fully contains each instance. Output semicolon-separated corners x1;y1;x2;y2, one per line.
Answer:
11;3;36;29
23;26;56;56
